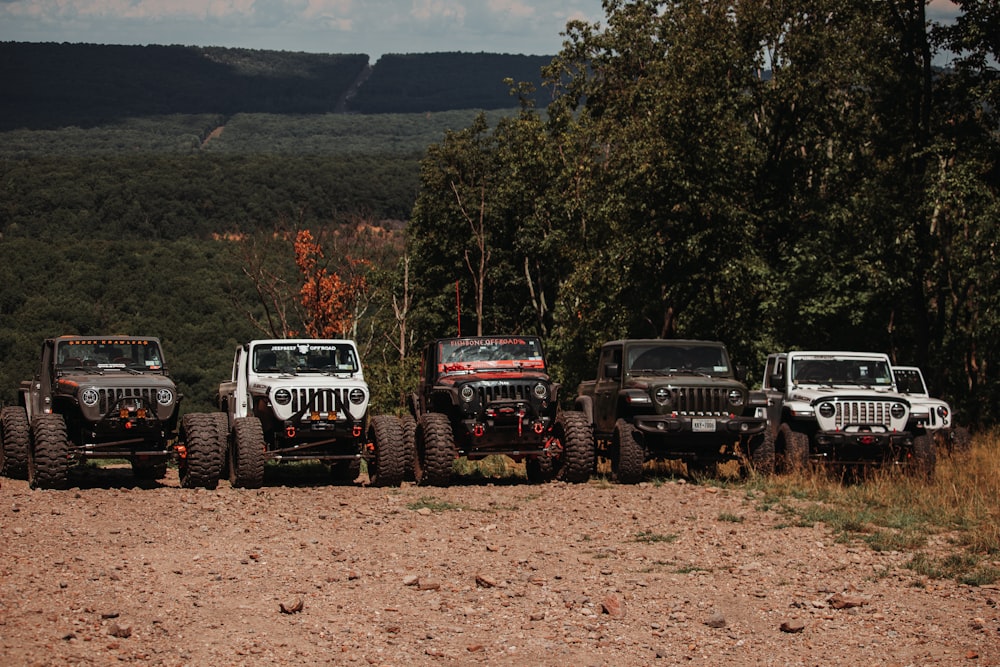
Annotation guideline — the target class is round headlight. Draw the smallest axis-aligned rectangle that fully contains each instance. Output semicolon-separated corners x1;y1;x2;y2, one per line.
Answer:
81;388;100;407
728;389;744;407
890;403;906;419
273;388;291;405
936;405;949;419
654;387;670;405
818;402;835;418
533;383;548;399
349;388;366;405
156;388;174;406
460;385;476;402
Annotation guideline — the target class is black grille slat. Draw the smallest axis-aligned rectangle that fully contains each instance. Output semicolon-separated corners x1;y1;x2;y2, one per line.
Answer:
670;387;727;415
98;387;154;413
834;401;893;428
290;387;342;414
477;383;533;404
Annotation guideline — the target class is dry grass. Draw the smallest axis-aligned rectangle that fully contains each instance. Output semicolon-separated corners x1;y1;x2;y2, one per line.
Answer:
751;429;1000;584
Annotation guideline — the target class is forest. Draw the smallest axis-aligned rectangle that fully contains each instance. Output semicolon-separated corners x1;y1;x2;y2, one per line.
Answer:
1;0;999;428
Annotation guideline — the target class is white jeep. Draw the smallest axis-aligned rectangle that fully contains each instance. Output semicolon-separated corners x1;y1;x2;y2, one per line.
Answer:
217;339;403;488
761;351;933;475
893;365;969;454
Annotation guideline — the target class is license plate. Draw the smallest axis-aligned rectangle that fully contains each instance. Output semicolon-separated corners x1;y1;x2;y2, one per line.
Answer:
692;419;716;432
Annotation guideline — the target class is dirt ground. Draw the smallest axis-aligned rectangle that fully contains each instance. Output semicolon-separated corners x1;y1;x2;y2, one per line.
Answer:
1;465;998;666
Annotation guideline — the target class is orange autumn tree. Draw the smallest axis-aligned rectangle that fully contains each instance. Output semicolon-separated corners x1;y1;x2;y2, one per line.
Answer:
294;229;368;338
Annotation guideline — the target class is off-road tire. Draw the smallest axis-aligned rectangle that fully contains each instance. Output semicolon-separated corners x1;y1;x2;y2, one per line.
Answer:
612;418;643;484
778;424;809;473
211;413;231;479
399;414;416;482
230;417;266;489
911;434;936;479
525;454;555;482
748;427;776;476
949;426;971;454
367;415;405;487
179;413;225;489
555;410;594;483
132;457;168;481
415;412;455;487
331;459;362;482
1;406;30;479
28;414;71;490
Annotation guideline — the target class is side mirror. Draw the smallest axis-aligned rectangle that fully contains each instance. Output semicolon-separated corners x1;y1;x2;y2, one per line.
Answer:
770;373;786;391
604;363;621;380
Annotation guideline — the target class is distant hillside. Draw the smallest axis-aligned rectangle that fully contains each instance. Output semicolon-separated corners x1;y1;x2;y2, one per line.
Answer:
0;42;552;130
348;52;553;114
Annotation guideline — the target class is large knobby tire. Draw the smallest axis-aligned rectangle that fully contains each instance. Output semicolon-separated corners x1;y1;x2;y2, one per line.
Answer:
399;414;416;482
525;453;555;483
229;417;266;489
778;423;810;473
1;406;31;479
612;418;644;484
367;415;405;487
949;426;971;455
911;434;936;480
179;413;225;489
415;413;455;487
210;413;231;480
28;414;71;490
555;410;595;483
132;457;169;481
748;427;777;476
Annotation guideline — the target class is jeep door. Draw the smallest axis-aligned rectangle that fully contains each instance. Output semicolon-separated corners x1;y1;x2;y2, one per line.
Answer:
594;344;623;434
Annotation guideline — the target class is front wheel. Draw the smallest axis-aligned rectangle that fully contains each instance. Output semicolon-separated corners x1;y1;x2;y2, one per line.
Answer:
1;406;31;479
911;434;936;479
367;415;405;487
28;414;71;489
179;413;225;489
555;410;595;483
229;417;266;489
747;427;776;476
778;424;809;473
611;419;643;484
415;413;455;487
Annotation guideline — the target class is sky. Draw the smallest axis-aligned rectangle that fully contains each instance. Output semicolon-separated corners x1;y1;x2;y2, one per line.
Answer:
0;0;963;62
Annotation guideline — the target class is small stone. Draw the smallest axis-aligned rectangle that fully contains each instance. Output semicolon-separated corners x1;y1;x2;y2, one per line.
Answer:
417;579;441;591
780;619;806;633
529;611;545;622
828;593;865;609
403;575;419;586
279;598;304;614
417;507;432;516
601;594;625;619
107;622;132;638
704;612;727;629
467;644;485;652
475;574;497;588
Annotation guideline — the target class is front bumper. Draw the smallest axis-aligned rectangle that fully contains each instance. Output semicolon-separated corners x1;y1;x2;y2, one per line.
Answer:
633;414;766;437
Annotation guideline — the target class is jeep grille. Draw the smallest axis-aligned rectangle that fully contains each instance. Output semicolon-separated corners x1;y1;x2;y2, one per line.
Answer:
289;387;343;414
97;387;157;414
832;401;894;428
476;382;536;404
666;387;729;415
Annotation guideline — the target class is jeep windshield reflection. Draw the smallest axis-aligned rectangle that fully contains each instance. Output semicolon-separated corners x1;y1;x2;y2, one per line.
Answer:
56;339;163;372
791;357;893;387
437;337;546;372
252;342;358;374
626;343;730;376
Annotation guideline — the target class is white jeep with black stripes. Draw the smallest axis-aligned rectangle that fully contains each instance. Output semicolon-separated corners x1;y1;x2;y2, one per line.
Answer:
216;339;403;488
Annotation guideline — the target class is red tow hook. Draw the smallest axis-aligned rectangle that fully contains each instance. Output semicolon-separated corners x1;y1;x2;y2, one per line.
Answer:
353;425;363;438
473;424;485;437
533;422;545;434
286;425;296;439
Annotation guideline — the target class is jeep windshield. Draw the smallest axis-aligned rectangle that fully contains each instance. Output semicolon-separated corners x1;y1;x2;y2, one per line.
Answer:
56;338;164;372
626;343;730;376
252;342;358;374
437;337;546;373
792;357;893;387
